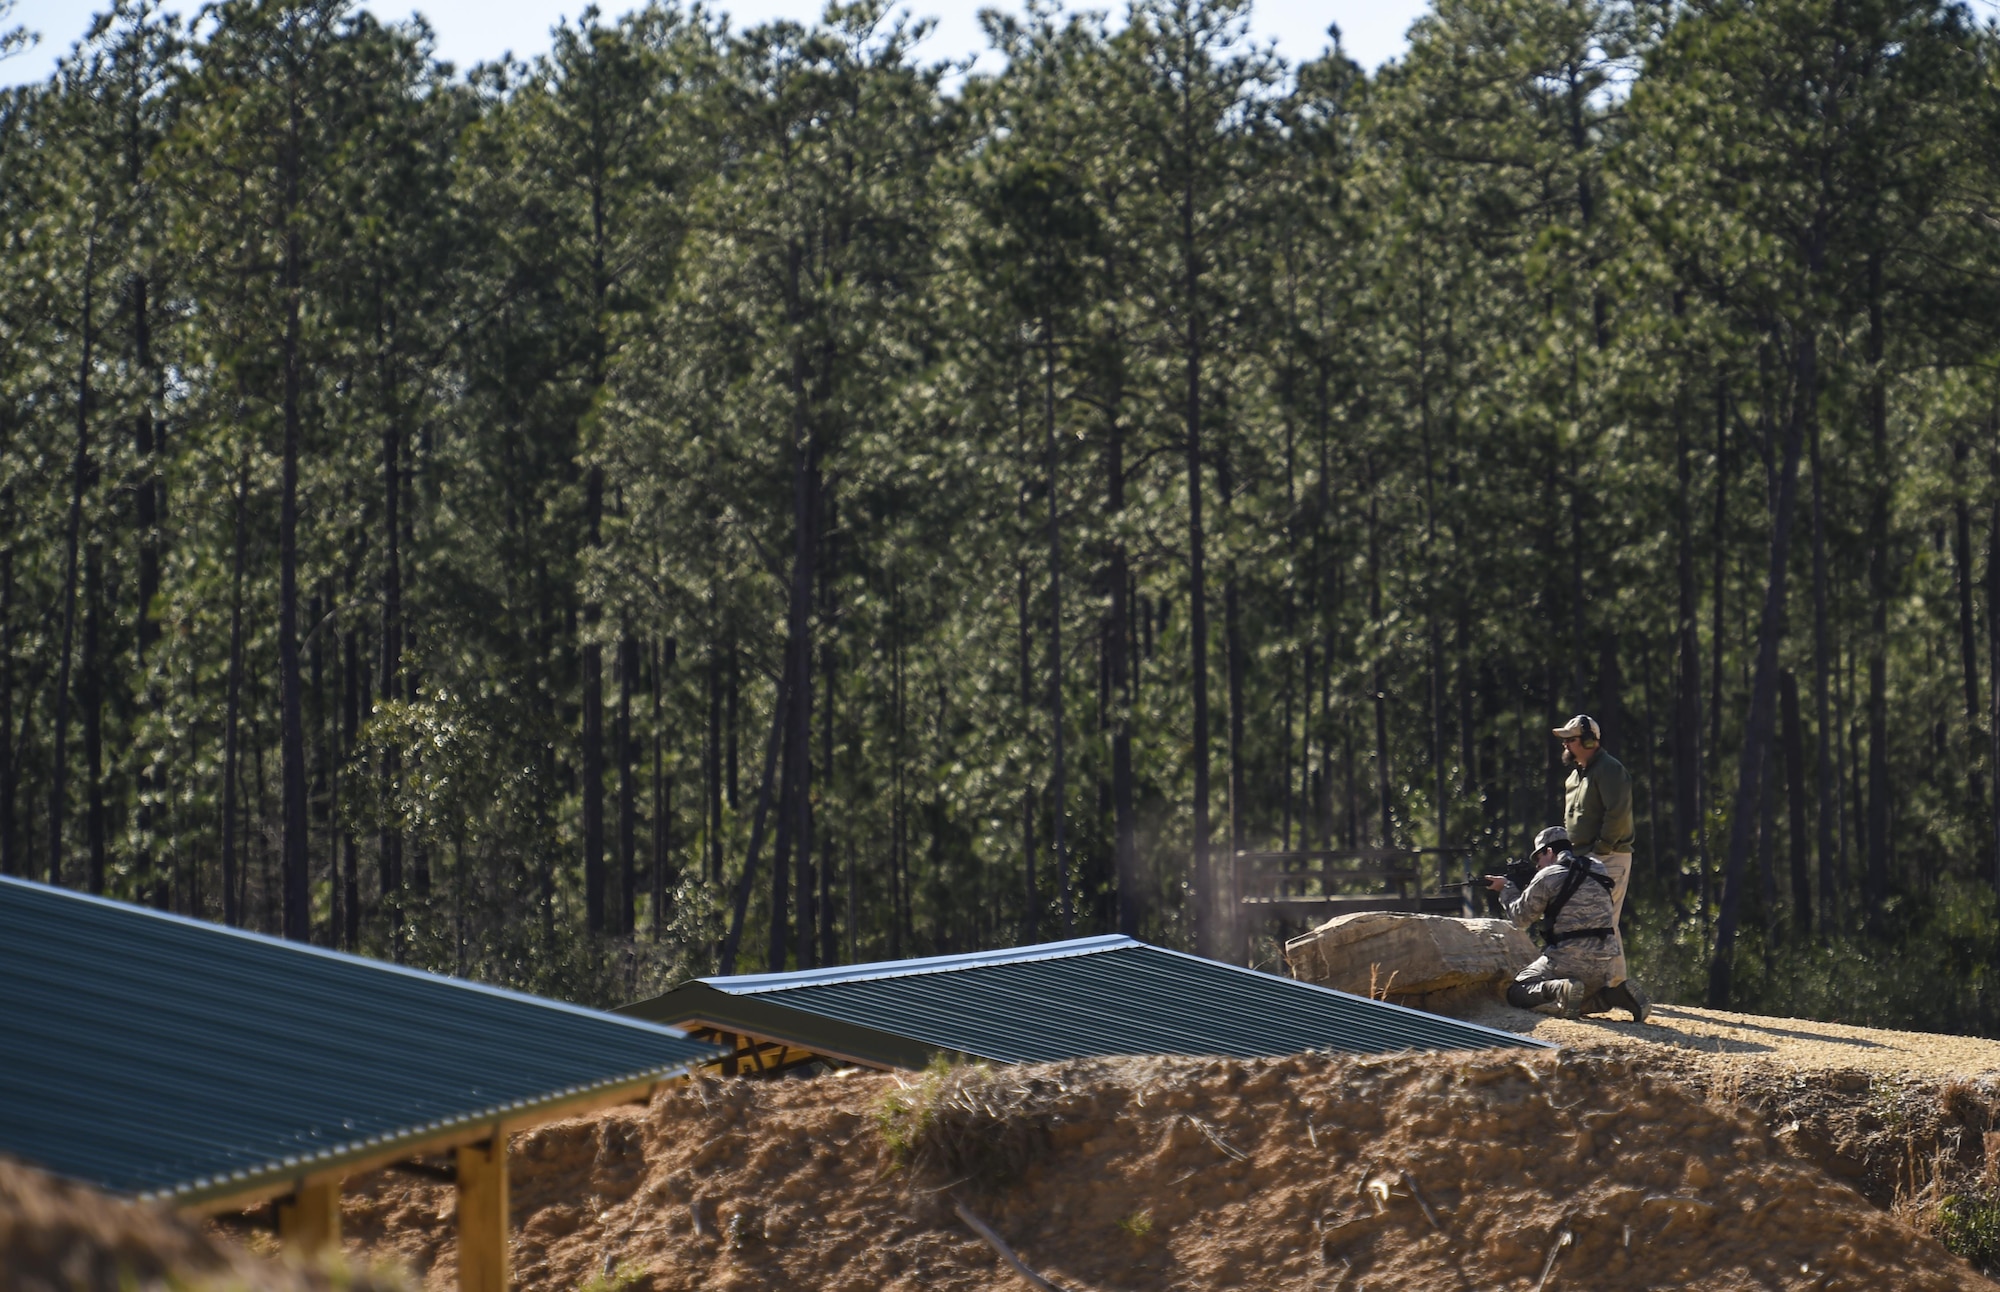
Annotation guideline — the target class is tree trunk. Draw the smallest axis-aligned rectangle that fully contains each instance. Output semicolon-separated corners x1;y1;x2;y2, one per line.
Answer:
617;631;639;937
1782;668;1811;935
1297;640;1316;851
1953;440;1985;814
308;592;327;930
1368;493;1392;846
1226;571;1247;945
727;644;740;810
654;637;673;939
719;670;787;976
1708;333;1810;1008
1431;619;1448;867
1183;186;1212;957
1;548;13;877
1709;377;1728;776
893;596;908;956
83;545;105;895
1018;479;1038;942
582;468;605;936
1674;404;1703;903
789;466;819;972
819;544;837;965
132;272;160;901
221;455;249;927
706;637;722;884
50;266;94;887
1863;263;1890;919
379;405;403;909
1043;327;1071;934
768;691;792;975
1808;415;1839;932
1988;449;1999;893
1757;734;1778;925
1106;395;1138;936
278;205;310;943
1219;438;1245;957
342;621;360;949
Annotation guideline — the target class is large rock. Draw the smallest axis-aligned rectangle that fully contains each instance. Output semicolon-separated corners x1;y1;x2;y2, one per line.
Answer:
1284;911;1537;1015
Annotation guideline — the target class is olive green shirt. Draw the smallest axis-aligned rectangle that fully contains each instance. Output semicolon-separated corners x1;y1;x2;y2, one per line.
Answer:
1564;750;1634;856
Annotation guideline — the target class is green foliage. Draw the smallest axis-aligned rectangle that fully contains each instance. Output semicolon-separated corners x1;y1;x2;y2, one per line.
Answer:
1935;1192;2000;1269
573;1261;649;1292
873;1054;963;1166
0;0;1996;1033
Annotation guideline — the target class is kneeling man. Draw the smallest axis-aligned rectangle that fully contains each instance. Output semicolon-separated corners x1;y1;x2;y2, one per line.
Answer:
1486;825;1619;1019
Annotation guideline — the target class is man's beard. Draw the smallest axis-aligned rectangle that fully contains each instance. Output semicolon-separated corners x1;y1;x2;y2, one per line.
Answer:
1562;748;1580;770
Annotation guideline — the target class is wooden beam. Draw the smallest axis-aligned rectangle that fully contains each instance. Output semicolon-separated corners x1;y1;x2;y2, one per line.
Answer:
456;1137;508;1292
666;1017;895;1074
179;1077;680;1218
275;1178;341;1256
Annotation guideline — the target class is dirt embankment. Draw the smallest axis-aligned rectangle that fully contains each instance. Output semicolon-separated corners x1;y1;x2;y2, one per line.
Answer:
1474;1001;2000;1219
340;1047;1992;1292
0;1157;406;1292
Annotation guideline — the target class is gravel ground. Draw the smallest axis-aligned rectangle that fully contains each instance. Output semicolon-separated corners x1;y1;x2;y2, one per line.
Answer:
1466;1000;2000;1081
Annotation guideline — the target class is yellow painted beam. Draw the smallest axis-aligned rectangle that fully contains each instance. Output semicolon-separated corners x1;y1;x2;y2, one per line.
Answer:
455;1136;509;1292
669;1017;895;1074
180;1078;679;1219
276;1178;341;1256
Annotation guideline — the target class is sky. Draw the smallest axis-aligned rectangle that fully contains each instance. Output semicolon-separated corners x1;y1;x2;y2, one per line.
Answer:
0;0;1428;88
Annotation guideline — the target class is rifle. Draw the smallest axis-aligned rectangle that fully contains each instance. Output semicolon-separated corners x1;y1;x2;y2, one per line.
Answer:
1435;857;1537;895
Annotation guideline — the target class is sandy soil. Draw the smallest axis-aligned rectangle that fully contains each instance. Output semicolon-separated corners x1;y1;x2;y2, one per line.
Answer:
1470;999;2000;1081
339;1048;1993;1292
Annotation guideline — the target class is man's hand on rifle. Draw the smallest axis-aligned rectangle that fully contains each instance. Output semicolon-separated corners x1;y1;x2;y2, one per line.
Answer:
1483;874;1508;893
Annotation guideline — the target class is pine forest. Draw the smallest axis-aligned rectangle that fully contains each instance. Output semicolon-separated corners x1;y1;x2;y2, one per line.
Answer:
4;0;2000;1029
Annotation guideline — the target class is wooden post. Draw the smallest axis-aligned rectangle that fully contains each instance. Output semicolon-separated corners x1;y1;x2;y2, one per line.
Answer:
456;1136;509;1292
276;1178;341;1256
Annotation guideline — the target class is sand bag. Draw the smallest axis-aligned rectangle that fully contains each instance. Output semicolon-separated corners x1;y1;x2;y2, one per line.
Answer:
1284;911;1536;1014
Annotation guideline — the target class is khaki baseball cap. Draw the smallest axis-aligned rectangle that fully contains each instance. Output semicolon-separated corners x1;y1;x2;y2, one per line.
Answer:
1551;714;1600;743
1534;825;1571;851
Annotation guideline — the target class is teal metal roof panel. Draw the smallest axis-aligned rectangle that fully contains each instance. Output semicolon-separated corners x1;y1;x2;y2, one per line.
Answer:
631;935;1546;1066
0;877;723;1203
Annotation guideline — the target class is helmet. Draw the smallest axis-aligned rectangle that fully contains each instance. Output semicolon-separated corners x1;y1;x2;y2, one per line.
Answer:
1533;825;1571;852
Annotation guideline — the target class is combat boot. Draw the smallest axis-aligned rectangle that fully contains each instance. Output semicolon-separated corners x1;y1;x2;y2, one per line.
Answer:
1603;978;1651;1024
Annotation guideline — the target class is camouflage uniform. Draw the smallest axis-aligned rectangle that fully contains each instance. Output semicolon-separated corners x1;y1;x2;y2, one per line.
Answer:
1501;852;1621;1011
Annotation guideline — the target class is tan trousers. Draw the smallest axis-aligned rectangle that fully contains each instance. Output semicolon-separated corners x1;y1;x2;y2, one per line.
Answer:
1594;850;1632;985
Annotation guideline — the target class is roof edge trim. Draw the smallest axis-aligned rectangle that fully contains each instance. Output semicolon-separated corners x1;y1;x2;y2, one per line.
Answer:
132;1055;719;1211
701;934;1139;995
1140;942;1557;1051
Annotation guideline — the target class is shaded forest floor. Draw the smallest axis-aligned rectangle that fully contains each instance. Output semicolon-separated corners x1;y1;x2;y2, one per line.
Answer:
330;1039;1997;1291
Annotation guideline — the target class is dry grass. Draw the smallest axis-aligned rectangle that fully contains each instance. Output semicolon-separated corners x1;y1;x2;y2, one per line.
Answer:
875;1060;1071;1189
1944;1080;1996;1132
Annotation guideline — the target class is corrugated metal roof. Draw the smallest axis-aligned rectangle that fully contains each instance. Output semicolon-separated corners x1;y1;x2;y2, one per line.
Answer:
624;934;1548;1068
0;876;723;1205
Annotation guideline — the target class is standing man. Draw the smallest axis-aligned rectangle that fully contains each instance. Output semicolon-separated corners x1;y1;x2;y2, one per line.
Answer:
1553;714;1650;1022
